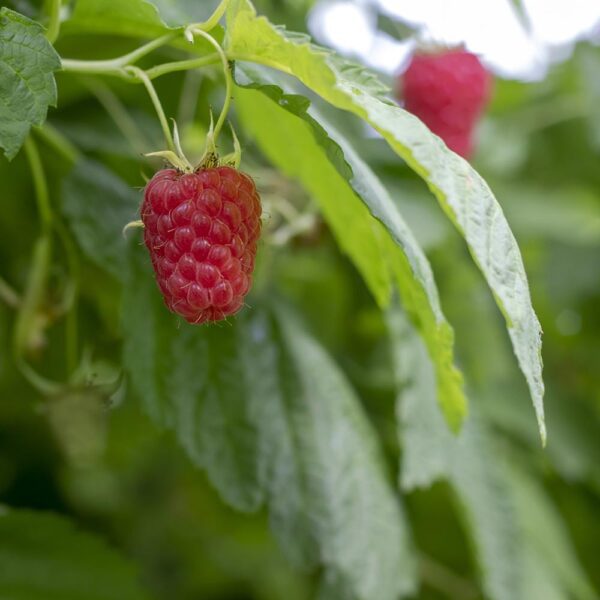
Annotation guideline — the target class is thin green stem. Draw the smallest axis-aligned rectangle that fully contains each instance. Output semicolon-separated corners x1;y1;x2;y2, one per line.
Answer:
60;59;134;79
177;69;203;127
145;54;219;79
13;235;52;358
0;276;20;308
17;356;62;396
193;0;230;32
46;0;61;43
126;66;175;152
188;28;232;140
84;79;150;154
34;124;79;164
419;554;479;600
24;138;53;232
53;219;79;376
60;33;178;78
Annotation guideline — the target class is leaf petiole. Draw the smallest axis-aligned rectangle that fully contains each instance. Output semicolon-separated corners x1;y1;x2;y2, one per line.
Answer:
125;66;176;153
191;0;230;32
185;27;233;142
60;32;179;78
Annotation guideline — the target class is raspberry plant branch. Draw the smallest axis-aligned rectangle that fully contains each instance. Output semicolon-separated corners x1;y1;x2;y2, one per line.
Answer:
125;65;177;154
14;138;59;394
24;137;53;233
185;27;233;143
144;54;220;80
60;33;180;79
193;0;231;33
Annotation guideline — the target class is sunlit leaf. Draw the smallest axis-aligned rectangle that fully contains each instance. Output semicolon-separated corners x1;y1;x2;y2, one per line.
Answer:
235;67;466;430
226;0;546;443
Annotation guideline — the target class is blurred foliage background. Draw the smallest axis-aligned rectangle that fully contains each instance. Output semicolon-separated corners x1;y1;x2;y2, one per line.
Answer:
0;0;599;598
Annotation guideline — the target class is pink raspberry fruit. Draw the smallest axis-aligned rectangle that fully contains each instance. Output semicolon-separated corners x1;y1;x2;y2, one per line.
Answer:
141;166;261;324
399;49;492;158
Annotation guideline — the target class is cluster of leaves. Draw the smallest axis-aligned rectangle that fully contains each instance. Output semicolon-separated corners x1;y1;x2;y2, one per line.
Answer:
0;0;598;599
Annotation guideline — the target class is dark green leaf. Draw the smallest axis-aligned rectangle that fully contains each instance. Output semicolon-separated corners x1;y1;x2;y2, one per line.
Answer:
122;244;263;511
62;159;141;281
0;508;149;600
122;248;416;597
0;8;60;160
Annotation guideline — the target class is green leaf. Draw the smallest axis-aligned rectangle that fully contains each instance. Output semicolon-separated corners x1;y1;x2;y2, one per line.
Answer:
507;466;597;600
270;302;417;599
234;68;465;430
225;0;546;443
0;508;149;600
389;309;520;600
494;183;600;246
148;0;222;27
122;244;263;512
64;0;221;35
62;159;140;282
122;244;416;597
64;0;171;37
0;8;60;160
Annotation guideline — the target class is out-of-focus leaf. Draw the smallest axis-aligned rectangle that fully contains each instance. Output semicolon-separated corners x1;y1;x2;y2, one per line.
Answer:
122;242;416;597
507;465;597;600
122;244;263;512
495;184;600;246
64;0;171;36
62;159;140;281
235;69;466;431
226;0;546;443
271;302;416;599
389;309;520;600
64;0;221;35
0;509;149;599
148;0;221;27
578;46;600;151
52;110;161;157
0;8;60;160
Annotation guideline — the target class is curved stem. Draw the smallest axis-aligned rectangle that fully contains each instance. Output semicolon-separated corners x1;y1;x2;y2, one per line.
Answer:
60;33;178;78
53;219;79;376
34;124;79;164
145;54;219;79
84;79;150;154
193;0;230;32
24;138;52;232
0;276;20;308
46;0;61;44
189;28;232;141
126;66;175;152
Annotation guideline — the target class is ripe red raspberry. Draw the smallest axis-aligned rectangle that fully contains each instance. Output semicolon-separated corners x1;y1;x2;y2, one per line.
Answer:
141;166;261;324
399;49;492;158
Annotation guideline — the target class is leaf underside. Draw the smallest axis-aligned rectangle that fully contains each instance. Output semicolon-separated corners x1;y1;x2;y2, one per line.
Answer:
225;0;545;443
234;65;466;431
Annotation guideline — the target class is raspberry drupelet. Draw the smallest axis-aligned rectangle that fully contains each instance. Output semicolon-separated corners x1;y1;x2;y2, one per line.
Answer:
141;166;261;324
